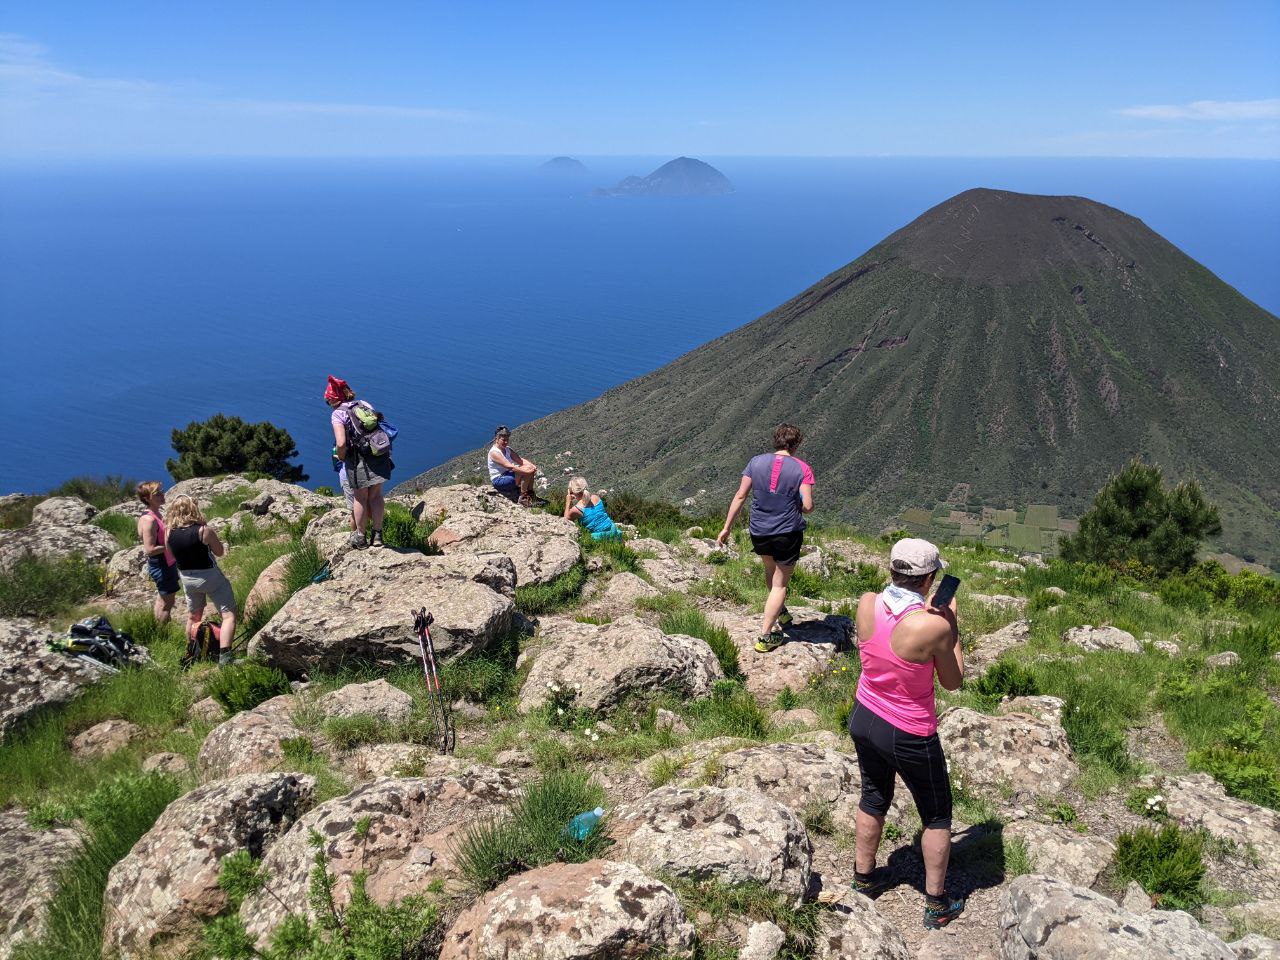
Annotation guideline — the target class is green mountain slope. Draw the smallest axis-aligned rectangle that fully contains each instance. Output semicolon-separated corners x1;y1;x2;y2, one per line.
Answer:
404;189;1280;565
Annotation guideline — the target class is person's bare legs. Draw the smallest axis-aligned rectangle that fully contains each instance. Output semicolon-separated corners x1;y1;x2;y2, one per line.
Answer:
761;558;793;635
368;484;385;532
219;609;237;651
855;807;886;875
154;591;174;624
353;488;371;538
921;827;952;897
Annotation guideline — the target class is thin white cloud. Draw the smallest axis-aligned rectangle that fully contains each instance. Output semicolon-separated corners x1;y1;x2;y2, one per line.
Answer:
1118;98;1280;121
219;99;477;121
0;32;156;92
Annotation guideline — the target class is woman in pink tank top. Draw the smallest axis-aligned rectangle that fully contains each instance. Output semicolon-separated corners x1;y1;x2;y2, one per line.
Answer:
848;538;967;929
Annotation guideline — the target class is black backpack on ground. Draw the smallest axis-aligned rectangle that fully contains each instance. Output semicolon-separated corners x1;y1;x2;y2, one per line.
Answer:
53;616;138;671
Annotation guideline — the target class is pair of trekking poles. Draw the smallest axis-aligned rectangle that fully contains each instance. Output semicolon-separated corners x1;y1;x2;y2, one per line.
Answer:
412;607;456;755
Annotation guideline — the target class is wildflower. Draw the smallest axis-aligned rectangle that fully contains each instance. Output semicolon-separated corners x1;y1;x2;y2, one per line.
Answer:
591;734;600;742
557;708;565;716
545;681;554;689
583;727;593;737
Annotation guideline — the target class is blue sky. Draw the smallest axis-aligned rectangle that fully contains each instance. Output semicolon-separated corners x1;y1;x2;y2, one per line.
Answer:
2;1;1278;158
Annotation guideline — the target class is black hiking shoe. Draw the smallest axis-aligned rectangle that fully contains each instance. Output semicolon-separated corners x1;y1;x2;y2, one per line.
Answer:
852;866;894;898
348;531;368;549
923;893;966;929
218;650;234;667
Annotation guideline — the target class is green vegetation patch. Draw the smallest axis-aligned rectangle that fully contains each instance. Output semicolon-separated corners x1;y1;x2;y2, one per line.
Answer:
515;563;587;615
204;662;292;716
1112;824;1207;911
658;606;741;680
0;552;103;619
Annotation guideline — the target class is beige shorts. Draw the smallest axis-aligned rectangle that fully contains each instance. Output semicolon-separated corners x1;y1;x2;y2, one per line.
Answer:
179;567;236;615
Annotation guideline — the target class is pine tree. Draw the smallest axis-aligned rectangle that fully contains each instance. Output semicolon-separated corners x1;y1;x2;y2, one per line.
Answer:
167;414;307;483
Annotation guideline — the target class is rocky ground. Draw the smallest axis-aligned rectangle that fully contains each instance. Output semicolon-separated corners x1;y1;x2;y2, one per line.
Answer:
2;480;1279;959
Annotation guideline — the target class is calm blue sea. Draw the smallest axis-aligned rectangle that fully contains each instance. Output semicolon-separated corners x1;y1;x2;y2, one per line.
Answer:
2;156;1277;493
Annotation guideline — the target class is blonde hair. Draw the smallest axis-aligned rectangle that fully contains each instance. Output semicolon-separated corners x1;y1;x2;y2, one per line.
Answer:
568;477;588;496
165;494;206;529
135;480;163;506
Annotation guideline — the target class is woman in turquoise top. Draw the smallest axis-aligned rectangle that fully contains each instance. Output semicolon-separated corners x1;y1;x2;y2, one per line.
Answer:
564;477;623;541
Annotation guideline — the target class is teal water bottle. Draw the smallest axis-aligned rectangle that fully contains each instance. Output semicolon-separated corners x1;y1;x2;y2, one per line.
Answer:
565;807;605;841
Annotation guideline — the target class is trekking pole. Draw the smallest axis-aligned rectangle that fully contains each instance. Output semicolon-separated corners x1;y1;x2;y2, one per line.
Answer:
412;608;455;754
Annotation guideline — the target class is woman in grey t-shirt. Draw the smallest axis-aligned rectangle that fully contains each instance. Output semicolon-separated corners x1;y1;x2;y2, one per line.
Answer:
716;423;815;652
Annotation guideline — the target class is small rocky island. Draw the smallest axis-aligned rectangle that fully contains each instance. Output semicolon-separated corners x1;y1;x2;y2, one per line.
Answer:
592;156;734;197
537;156;590;175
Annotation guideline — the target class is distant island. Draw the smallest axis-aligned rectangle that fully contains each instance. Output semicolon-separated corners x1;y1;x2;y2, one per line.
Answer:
537;156;590;175
592;157;734;197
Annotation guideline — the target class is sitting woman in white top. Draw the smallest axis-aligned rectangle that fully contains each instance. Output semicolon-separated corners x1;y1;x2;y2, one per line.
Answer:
487;426;543;507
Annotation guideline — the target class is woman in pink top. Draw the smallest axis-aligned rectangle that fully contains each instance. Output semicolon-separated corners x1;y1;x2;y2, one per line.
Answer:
134;480;178;623
850;538;966;929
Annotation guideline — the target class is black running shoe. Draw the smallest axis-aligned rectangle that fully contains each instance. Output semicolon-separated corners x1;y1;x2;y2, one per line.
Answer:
851;866;894;898
923;893;966;929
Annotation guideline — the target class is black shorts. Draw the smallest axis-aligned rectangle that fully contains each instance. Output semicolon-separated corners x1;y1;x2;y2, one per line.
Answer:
750;530;803;566
847;699;952;829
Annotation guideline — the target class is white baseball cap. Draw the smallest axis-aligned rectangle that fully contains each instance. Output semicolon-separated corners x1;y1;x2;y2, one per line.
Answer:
890;538;948;576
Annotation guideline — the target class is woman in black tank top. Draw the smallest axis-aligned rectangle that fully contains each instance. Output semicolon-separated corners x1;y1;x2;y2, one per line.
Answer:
164;495;238;665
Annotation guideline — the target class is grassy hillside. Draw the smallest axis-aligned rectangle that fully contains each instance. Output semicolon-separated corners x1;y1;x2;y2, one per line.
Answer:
404;189;1280;567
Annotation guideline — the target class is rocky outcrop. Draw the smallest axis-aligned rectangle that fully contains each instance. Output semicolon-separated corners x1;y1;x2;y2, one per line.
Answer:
31;496;97;526
428;509;580;587
249;549;516;675
70;718;143;759
0;520;119;574
102;773;315;959
105;545;152;600
518;616;722;714
708;740;863;823
1;619;121;739
317;678;414;724
1231;935;1280;959
411;484;523;522
582;572;660;617
1062;624;1141;654
142;752;191;775
610;785;812;900
241;768;520;945
937;696;1077;797
340;744;465;782
196;695;303;780
969;593;1029;613
630;538;712;592
707;608;853;702
999;874;1235;959
0;810;86;960
815;890;911;960
439;859;695;959
966;619;1030;677
1153;773;1280;887
1003;820;1115;887
244;553;292;618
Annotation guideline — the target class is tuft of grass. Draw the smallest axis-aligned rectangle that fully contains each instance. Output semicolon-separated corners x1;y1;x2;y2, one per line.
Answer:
12;772;182;960
1005;836;1035;878
204;486;257;520
1113;824;1207;911
380;502;440;554
90;512;137;548
581;535;642;575
665;877;821;955
0;552;103;619
516;563;587;616
685;680;771;741
972;660;1041;702
49;475;138;511
659;607;741;680
453;769;609;894
204;662;291;715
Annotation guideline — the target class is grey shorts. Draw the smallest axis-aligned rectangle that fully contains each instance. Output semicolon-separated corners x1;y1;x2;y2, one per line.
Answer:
350;453;393;490
180;566;236;615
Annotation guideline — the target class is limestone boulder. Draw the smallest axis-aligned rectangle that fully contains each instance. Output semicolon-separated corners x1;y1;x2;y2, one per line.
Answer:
241;768;520;945
428;509;580;587
773;708;822;729
105;545;151;599
999;874;1235;959
1153;773;1280;888
340;744;466;783
32;496;97;526
99;498;148;520
1231;935;1280;959
796;548;829;577
1206;650;1241;669
1062;624;1141;654
518;616;722;714
302;507;352;542
708;740;862;823
610;785;812;900
968;593;1029;613
1003;820;1115;887
937;696;1077;797
708;608;853;702
815;890;911;960
584;571;660;617
966;619;1031;677
102;773;315;959
244;553;292;618
439;859;695;960
142;752;191;776
1;619;117;739
0;810;86;960
196;695;303;781
412;483;523;521
71;718;143;759
0;521;119;574
987;560;1025;574
741;920;786;960
249;549;516;675
317;678;414;725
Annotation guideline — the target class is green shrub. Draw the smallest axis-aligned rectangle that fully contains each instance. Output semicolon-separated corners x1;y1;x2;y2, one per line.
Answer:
972;660;1041;700
789;561;885;601
665;878;821;954
0;495;37;530
685;680;771;740
516;563;587;615
581;536;641;575
13;772;181;960
1188;746;1280;809
441;627;520;704
659;608;741;680
602;490;686;530
205;662;291;715
90;511;138;548
1113;824;1206;910
454;770;609;894
380;502;439;553
168;414;307;483
50;475;138;510
0;552;102;619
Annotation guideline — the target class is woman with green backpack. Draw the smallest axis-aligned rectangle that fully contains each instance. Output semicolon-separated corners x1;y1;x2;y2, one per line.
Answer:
326;375;394;547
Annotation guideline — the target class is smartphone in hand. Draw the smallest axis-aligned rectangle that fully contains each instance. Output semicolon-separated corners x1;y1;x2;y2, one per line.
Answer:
930;574;961;610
